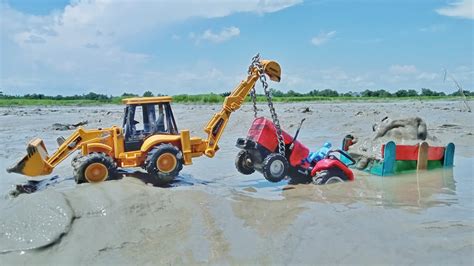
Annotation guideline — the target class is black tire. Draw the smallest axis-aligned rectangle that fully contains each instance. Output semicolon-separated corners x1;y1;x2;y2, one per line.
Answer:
312;168;349;185
235;150;255;175
262;153;289;183
144;144;183;185
71;152;82;168
73;152;117;184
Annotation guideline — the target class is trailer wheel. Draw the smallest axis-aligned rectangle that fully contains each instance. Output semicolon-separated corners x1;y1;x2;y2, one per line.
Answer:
262;153;289;183
73;152;117;184
312;168;349;185
235;150;255;175
145;144;183;185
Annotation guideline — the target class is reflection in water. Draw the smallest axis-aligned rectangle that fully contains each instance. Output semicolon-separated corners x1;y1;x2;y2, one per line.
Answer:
376;168;456;209
10;169;211;196
230;192;308;237
230;157;471;236
237;167;456;209
284;167;457;210
117;169;212;187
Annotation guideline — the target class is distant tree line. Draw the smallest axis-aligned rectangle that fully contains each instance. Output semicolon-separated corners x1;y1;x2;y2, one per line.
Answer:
0;90;161;101
267;88;473;98
0;88;472;101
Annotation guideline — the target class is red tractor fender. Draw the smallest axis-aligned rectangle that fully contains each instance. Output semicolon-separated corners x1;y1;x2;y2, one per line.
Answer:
311;158;354;181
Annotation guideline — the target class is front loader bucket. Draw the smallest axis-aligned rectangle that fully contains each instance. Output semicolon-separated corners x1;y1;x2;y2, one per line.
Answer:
7;138;53;177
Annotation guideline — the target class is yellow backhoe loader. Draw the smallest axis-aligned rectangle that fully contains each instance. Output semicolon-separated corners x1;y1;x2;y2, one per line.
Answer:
7;55;281;185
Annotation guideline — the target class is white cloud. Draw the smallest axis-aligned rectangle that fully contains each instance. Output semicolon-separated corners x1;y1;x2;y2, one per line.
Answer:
191;27;240;44
282;65;472;93
281;68;375;90
416;72;439;81
255;0;303;13
352;38;383;44
389;65;418;75
419;24;447;32
0;0;300;94
311;31;336;46
436;0;473;19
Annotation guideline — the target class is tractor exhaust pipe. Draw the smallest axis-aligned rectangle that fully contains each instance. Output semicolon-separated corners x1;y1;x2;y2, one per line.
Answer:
7;138;53;177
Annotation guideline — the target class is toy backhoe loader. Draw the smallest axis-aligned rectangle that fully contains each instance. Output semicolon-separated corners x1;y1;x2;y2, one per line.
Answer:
7;55;281;185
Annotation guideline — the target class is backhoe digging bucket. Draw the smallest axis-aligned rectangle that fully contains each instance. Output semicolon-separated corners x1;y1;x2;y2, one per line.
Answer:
7;138;53;177
260;60;281;82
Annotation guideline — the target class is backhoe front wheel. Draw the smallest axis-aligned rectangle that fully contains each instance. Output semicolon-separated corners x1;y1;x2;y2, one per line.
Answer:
73;152;117;184
145;144;183;185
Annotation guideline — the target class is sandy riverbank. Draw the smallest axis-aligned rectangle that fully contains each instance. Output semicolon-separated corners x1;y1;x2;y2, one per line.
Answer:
0;100;473;264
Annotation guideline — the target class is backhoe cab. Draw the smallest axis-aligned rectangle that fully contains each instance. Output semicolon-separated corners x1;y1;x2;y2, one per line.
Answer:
122;97;178;151
7;55;282;185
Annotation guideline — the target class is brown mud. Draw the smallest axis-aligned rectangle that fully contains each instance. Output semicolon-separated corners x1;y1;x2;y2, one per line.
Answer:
0;100;473;264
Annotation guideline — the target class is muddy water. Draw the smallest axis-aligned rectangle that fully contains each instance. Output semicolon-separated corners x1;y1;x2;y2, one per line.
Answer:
0;101;473;264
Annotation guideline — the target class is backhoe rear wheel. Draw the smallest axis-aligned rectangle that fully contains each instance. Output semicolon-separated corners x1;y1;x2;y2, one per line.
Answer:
145;144;183;185
73;152;117;184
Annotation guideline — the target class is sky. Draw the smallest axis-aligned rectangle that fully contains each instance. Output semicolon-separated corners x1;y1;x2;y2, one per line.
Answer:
0;0;473;96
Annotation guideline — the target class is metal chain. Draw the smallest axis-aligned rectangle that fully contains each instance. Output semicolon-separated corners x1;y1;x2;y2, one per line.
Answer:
254;59;285;156
249;88;258;118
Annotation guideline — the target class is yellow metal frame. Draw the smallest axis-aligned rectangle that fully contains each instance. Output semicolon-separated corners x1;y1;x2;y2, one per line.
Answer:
122;96;172;105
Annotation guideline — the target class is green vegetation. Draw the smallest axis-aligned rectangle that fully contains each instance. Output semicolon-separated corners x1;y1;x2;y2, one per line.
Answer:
0;89;471;106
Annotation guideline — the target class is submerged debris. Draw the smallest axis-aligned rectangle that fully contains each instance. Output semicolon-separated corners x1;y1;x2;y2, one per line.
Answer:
439;124;461;129
301;107;311;113
10;175;73;197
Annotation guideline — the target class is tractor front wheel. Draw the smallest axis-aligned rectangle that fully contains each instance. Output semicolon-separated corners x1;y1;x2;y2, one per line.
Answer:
312;168;349;185
145;144;183;185
262;153;289;183
235;150;255;175
73;152;117;184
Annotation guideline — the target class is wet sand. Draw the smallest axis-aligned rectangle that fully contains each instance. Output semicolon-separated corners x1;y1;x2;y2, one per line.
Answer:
0;100;473;264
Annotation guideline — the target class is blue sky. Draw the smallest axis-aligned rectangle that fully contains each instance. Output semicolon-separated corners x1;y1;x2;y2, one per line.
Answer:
0;0;472;96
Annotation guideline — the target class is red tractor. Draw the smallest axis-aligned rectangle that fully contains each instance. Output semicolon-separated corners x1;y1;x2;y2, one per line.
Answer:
235;117;355;185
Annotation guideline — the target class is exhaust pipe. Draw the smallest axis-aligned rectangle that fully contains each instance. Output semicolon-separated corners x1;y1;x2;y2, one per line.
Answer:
7;138;53;177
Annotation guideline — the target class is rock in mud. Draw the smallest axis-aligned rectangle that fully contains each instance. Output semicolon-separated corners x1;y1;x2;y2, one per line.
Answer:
51;120;88;130
301;107;311;113
348;116;439;170
372;117;427;141
0;190;74;253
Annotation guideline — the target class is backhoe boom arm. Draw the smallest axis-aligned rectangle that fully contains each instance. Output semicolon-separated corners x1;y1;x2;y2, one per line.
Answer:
203;59;281;157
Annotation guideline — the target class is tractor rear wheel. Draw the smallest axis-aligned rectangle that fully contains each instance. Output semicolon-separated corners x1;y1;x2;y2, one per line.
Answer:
145;144;183;185
262;153;289;183
312;168;349;185
235;150;255;175
73;152;117;184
